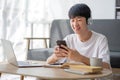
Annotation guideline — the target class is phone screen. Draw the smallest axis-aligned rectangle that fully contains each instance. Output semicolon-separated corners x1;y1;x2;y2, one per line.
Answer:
56;40;67;49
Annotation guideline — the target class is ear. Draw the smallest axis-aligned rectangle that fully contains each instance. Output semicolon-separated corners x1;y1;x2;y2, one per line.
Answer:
88;18;93;25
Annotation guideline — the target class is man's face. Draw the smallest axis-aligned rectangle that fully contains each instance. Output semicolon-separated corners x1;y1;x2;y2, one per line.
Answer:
70;16;88;34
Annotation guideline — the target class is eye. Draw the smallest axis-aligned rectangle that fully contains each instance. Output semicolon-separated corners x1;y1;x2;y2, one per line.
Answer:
71;19;74;22
77;19;82;21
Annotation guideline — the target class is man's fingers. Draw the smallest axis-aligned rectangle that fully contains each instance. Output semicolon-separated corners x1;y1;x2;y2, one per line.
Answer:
56;53;65;57
61;45;69;51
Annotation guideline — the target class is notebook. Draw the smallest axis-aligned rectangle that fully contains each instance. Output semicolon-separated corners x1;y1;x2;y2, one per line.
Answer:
1;39;45;68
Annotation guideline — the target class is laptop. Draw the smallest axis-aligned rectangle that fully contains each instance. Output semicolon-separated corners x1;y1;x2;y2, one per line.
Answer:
1;39;45;68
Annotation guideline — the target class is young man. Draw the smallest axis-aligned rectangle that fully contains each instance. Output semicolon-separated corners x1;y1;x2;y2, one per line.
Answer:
46;3;111;69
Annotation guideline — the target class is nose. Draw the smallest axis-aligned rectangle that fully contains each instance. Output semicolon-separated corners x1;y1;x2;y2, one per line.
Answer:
74;20;79;27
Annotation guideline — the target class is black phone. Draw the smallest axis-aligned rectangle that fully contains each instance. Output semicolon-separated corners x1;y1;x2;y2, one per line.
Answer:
56;40;67;49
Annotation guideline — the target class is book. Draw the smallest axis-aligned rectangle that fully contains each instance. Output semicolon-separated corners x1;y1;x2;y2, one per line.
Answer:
69;65;102;73
63;62;102;74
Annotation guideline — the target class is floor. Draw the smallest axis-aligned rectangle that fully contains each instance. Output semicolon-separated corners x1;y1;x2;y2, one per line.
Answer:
113;74;120;80
112;68;120;80
0;73;37;80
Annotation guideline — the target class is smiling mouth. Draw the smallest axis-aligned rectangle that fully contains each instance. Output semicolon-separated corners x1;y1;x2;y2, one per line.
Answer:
75;27;80;31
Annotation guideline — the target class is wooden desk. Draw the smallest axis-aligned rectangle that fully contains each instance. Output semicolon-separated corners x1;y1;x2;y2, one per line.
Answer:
0;63;112;80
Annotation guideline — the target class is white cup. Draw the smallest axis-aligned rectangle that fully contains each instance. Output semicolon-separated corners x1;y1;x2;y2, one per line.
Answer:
90;57;102;67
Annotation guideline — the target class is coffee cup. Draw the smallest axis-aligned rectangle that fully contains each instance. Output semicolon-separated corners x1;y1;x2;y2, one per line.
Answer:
90;57;102;67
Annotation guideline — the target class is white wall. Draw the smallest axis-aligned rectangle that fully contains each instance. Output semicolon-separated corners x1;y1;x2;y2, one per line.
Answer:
79;0;115;19
47;0;115;19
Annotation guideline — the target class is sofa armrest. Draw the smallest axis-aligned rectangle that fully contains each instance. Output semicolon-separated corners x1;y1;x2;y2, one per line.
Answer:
110;51;120;68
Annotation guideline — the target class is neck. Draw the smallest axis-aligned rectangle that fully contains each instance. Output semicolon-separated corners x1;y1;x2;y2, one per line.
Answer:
77;30;92;42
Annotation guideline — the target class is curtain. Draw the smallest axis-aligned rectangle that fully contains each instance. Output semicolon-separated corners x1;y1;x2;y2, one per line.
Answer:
0;0;50;61
0;0;27;61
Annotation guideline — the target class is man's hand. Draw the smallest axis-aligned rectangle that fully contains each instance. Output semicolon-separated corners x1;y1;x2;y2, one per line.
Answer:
46;45;68;64
54;46;68;60
60;45;82;61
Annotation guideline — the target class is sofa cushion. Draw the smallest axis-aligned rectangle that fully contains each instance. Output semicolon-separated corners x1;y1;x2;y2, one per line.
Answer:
88;20;120;52
27;48;54;61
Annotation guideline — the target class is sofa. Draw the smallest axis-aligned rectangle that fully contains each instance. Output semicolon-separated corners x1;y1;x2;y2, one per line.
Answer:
27;19;120;68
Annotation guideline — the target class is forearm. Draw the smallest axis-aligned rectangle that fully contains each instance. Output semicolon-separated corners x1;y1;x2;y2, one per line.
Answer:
74;56;111;69
46;54;58;64
71;54;90;65
80;55;90;65
74;55;111;69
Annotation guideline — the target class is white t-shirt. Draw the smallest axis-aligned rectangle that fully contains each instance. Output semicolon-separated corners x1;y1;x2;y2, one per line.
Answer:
58;31;110;64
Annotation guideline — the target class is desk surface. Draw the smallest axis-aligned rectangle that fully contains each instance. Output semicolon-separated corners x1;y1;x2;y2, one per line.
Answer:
0;62;112;80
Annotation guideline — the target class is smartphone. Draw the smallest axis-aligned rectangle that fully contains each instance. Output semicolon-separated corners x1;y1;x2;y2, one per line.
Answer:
56;40;67;50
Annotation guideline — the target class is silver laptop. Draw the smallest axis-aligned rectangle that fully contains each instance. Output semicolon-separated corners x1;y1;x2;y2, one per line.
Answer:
1;39;45;68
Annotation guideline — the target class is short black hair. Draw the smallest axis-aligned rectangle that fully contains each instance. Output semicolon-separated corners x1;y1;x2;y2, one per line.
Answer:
68;3;91;21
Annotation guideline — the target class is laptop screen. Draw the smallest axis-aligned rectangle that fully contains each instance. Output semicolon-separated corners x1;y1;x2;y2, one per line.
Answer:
1;39;18;66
